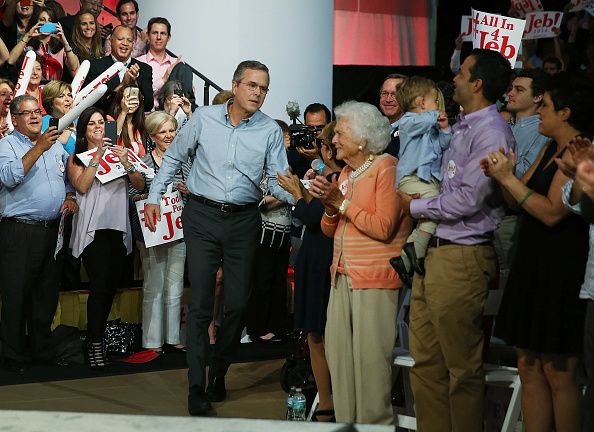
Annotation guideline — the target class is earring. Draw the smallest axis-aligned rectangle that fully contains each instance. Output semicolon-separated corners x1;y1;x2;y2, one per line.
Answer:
358;145;363;151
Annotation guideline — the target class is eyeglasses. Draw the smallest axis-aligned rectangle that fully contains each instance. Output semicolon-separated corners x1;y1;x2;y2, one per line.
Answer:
379;91;397;99
238;81;269;94
14;109;42;117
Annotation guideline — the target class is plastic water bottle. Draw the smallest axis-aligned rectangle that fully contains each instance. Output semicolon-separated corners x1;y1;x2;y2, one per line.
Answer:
292;388;307;421
286;386;295;420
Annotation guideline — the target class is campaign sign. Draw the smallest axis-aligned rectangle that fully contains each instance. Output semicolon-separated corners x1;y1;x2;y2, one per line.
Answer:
586;1;594;16
461;15;473;42
471;9;526;68
570;0;594;12
523;11;563;39
510;0;543;18
136;190;184;247
76;147;155;184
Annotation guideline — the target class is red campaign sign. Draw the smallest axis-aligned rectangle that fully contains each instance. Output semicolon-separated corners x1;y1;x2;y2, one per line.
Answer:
471;9;526;68
510;0;543;18
76;147;155;183
523;11;563;39
136;190;184;248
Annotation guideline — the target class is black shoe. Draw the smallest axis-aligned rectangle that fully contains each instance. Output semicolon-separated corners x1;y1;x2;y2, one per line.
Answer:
163;344;187;354
403;242;425;276
206;375;227;402
2;359;25;374
85;340;106;370
390;256;413;287
188;386;212;416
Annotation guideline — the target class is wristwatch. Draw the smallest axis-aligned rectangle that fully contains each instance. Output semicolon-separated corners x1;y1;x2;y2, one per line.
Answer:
339;199;350;215
65;194;77;201
125;164;137;173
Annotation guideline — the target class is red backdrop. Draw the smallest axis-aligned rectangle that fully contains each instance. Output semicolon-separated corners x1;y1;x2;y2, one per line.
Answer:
334;0;432;66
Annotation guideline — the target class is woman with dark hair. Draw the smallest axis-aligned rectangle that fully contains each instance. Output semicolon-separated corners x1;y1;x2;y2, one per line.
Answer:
8;6;79;81
483;72;593;432
157;80;192;130
277;121;345;422
112;83;148;156
0;0;39;50
68;106;145;368
71;12;103;61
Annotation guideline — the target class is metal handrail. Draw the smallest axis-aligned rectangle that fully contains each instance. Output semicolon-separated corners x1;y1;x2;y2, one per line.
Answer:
102;5;223;105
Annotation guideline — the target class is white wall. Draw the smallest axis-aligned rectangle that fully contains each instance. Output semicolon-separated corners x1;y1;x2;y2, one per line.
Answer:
139;0;334;122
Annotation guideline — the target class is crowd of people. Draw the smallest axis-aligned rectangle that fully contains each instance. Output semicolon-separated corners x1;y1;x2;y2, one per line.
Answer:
0;0;593;430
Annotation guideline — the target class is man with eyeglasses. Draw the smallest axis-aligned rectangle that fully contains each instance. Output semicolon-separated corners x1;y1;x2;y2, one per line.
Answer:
144;60;293;416
0;95;78;374
379;73;407;158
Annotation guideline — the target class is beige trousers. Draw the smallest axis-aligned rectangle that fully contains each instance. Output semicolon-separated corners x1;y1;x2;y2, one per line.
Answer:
409;244;496;432
398;174;440;242
325;274;399;424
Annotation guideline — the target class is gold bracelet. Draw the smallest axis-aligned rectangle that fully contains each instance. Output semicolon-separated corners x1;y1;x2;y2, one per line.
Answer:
324;210;338;218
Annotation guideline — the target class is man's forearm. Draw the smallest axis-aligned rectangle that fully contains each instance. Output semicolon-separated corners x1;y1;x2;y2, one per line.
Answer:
22;146;44;175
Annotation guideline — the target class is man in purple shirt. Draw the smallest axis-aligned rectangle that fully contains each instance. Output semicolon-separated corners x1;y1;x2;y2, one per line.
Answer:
399;49;515;432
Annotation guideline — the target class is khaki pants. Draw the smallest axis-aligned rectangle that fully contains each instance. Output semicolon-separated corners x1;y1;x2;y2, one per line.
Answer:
325;274;398;424
409;244;496;432
399;174;440;241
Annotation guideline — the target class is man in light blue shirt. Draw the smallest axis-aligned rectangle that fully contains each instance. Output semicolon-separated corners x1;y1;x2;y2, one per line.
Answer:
144;60;292;416
0;95;77;374
494;69;549;291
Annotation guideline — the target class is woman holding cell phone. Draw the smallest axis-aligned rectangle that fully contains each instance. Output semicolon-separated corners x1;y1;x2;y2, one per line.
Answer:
8;6;79;81
112;83;148;156
68;106;145;369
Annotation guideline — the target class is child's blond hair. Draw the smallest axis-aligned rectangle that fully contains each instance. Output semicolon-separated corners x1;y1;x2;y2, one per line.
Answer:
396;76;438;113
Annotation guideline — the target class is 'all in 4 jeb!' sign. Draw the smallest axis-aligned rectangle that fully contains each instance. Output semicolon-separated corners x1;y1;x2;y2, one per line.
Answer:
471;9;526;68
136;185;184;248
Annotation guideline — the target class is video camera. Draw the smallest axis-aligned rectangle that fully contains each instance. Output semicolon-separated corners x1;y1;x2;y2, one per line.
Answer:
288;124;322;150
286;100;323;150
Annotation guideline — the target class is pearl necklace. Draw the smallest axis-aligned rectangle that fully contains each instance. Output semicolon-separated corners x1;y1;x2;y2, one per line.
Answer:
350;155;375;179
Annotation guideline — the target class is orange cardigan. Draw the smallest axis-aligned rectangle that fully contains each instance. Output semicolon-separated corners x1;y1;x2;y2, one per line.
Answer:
321;154;412;289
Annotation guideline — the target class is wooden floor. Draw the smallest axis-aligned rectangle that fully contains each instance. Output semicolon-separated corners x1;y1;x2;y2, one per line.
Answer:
0;359;287;419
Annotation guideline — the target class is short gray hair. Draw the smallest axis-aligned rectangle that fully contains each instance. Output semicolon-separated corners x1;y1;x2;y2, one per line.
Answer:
334;101;391;155
232;60;269;83
10;95;38;115
145;111;178;136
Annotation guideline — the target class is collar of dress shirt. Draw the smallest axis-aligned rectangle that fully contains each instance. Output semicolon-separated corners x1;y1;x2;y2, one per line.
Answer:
145;50;173;65
224;98;263;126
515;114;540;128
456;104;498;130
112;55;132;68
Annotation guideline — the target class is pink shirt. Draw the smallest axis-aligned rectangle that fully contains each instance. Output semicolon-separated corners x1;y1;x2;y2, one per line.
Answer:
136;51;175;111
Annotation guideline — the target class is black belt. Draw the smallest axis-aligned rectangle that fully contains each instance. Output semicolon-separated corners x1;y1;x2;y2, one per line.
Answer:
190;194;258;213
429;236;493;248
2;217;59;228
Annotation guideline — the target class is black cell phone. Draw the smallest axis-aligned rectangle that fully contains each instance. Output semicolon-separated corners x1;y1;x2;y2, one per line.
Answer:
104;121;118;146
48;117;59;129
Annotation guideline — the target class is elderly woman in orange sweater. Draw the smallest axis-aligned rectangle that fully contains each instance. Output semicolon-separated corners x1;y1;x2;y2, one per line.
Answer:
308;100;411;424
